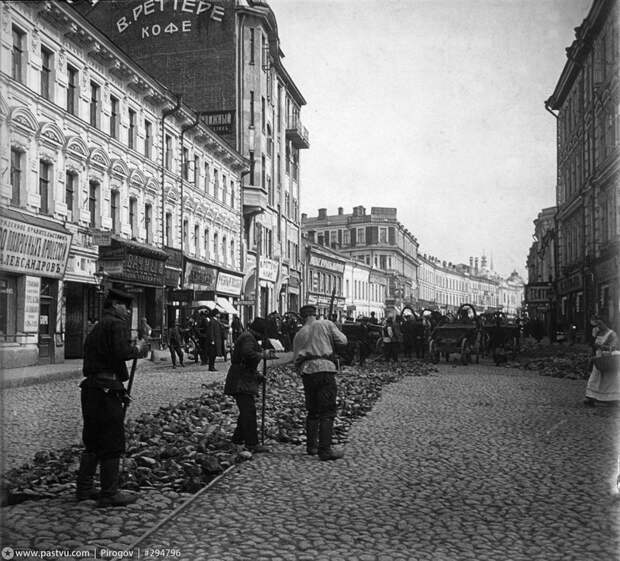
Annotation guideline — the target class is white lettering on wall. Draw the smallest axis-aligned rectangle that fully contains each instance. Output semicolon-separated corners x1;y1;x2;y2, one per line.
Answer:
116;0;224;35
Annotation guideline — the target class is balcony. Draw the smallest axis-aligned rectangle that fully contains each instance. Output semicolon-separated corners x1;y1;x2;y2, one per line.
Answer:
243;184;269;218
285;116;310;149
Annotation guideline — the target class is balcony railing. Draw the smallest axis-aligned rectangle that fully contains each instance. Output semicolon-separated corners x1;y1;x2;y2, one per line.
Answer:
285;116;310;149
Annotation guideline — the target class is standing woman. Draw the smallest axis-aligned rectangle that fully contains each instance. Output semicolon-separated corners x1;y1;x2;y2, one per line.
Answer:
584;315;619;406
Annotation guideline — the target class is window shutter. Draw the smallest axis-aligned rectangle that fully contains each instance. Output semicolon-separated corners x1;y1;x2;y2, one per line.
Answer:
351;228;356;246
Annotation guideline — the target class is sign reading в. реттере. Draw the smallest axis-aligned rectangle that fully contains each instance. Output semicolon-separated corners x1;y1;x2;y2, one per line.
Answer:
115;0;225;38
0;218;71;279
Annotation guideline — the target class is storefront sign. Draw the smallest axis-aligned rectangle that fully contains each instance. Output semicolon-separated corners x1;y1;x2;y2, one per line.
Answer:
259;257;278;282
126;253;165;284
525;283;552;303
217;272;243;295
185;260;217;290
0;217;71;279
99;240;167;285
202;111;235;135
309;254;345;273
168;288;193;303
24;277;41;333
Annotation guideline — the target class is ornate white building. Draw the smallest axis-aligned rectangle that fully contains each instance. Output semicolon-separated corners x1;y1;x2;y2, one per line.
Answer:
1;1;246;367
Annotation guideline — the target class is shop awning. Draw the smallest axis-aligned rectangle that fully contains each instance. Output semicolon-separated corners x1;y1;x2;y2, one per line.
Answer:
217;297;239;316
191;300;218;310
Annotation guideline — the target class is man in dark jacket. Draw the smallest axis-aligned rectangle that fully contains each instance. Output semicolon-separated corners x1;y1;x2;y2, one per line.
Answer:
207;309;224;370
197;310;211;366
77;288;148;507
168;321;184;368
224;318;273;453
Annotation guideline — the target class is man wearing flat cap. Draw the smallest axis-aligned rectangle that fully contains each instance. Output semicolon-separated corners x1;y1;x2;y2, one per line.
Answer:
293;304;348;461
77;287;149;507
224;317;274;453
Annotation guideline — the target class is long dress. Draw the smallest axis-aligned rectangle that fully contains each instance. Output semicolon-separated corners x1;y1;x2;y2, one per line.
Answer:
585;329;620;402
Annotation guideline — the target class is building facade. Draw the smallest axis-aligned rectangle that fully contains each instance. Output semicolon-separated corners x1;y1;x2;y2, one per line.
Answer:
524;206;557;333
80;0;308;324
302;206;419;311
1;1;245;367
545;0;619;335
303;242;346;319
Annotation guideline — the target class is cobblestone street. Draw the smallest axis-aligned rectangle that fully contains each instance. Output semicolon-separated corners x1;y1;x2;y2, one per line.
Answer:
2;361;619;560
1;356;288;471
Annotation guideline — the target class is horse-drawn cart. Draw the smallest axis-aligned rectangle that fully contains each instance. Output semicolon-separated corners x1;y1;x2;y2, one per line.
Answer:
428;304;482;365
482;312;521;365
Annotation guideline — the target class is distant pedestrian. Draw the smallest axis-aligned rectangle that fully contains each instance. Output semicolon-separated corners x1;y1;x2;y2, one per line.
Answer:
584;315;619;406
77;288;149;507
197;310;211;366
224;317;273;453
168;321;185;368
207;309;225;371
382;316;400;363
293;304;348;461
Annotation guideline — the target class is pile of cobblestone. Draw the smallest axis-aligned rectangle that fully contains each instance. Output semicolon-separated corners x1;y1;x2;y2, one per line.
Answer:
517;342;592;379
1;361;435;506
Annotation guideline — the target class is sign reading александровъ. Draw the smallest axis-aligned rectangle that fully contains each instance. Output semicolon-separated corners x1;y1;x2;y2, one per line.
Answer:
0;217;71;279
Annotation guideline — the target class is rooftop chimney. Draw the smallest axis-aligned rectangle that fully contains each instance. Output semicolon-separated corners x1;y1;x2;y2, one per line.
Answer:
469;257;474;268
338;207;343;215
301;213;307;221
318;208;327;220
474;257;479;272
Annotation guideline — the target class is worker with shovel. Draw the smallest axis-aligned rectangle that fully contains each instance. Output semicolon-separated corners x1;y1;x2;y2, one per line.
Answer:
293;304;348;461
76;288;149;507
224;317;275;453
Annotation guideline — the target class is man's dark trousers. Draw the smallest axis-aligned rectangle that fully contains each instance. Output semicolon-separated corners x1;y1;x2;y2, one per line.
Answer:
232;394;258;446
81;387;125;459
301;372;338;456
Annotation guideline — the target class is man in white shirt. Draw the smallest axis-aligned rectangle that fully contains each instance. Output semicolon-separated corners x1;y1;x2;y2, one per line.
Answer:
293;304;348;461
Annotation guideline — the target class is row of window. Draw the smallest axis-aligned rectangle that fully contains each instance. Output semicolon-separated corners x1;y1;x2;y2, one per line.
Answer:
346;279;385;303
10;147;237;266
11;24;238;212
311;270;342;297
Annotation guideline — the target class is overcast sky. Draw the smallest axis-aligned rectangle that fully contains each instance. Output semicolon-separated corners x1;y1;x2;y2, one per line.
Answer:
268;0;593;277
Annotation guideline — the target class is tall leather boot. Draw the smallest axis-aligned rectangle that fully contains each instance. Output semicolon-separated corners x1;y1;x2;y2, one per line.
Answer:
97;457;137;508
76;451;99;500
318;417;344;461
306;418;319;455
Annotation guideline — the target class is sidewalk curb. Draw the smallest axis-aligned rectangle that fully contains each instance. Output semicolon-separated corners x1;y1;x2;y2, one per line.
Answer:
0;369;83;390
0;354;294;390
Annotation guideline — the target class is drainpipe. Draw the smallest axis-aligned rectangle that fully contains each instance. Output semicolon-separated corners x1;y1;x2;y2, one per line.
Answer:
180;112;202;290
160;94;182;338
545;99;561;340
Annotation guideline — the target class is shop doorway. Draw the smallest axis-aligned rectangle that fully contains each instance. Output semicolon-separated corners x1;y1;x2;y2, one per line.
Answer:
38;278;57;364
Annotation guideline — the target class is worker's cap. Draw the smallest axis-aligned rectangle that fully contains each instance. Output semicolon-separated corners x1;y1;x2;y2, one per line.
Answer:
249;317;267;334
300;304;317;318
104;288;133;307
